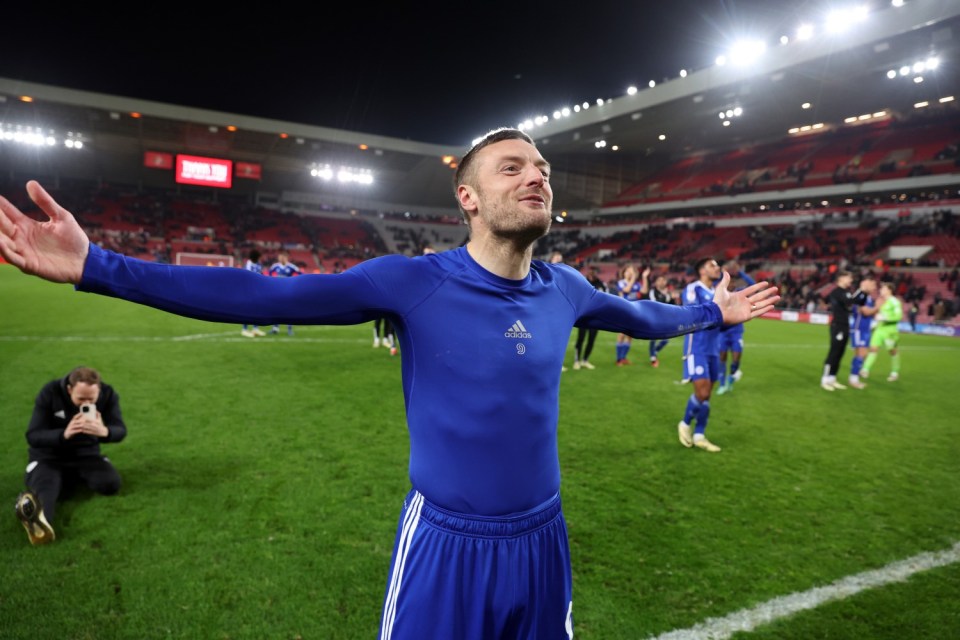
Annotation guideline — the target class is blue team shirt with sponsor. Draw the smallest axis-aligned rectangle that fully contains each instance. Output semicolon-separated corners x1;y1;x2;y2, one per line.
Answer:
617;279;643;301
852;294;876;333
683;280;718;355
268;261;301;277
79;244;723;516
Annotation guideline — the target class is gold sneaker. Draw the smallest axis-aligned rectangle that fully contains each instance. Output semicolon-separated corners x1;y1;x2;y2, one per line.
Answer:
678;421;693;448
15;491;55;545
693;437;722;453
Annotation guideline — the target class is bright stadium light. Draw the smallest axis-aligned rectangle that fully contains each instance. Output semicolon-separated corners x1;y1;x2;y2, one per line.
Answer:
561;107;571;117
926;56;940;70
780;35;789;45
886;69;897;79
627;86;638;96
648;80;656;88
825;5;869;33
715;54;727;66
679;69;688;78
796;24;814;41
891;0;904;6
728;39;766;65
899;65;910;76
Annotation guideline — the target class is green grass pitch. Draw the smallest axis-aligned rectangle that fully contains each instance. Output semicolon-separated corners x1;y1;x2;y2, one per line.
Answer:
1;264;958;639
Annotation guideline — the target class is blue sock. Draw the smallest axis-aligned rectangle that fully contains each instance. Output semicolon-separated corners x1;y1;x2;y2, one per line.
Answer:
718;369;727;388
623;343;631;359
616;343;624;361
850;356;862;376
730;361;740;376
683;394;701;425
657;339;668;354
694;400;711;435
649;341;657;359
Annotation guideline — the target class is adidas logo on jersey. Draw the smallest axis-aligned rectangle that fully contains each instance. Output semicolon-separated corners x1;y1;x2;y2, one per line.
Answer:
504;320;532;339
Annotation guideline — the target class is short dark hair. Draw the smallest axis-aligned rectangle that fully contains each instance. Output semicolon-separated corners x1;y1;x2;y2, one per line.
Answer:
453;128;536;221
694;257;716;273
249;249;261;262
67;366;101;387
836;270;852;280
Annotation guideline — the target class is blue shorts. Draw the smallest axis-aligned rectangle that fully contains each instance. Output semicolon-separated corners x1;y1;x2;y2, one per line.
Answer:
851;327;872;349
718;330;743;354
684;353;720;382
379;489;573;640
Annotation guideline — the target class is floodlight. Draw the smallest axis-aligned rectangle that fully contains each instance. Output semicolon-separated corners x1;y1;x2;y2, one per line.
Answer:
627;86;638;96
679;69;687;77
796;24;814;41
648;80;656;88
728;39;766;66
886;69;897;79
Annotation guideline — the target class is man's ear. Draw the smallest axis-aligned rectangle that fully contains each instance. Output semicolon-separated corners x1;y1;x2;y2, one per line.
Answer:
457;184;478;215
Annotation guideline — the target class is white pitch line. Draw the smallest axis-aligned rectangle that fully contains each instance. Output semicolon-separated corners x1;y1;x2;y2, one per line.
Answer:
649;541;960;640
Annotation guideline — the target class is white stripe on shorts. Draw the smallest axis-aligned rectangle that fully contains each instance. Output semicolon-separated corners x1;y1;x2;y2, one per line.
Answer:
380;490;424;640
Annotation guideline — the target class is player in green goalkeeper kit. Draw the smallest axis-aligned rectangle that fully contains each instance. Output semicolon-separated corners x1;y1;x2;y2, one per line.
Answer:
860;281;903;382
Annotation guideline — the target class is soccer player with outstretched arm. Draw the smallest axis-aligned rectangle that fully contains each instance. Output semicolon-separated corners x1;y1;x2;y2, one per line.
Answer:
0;128;778;640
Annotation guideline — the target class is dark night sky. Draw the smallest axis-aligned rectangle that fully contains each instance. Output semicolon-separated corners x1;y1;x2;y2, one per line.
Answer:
1;1;842;146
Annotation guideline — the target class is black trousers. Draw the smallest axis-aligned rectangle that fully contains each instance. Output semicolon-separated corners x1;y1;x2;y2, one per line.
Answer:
24;456;122;522
575;327;598;361
823;323;850;377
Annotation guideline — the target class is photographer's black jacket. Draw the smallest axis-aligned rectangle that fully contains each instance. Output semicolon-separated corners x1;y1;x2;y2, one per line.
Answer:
26;375;127;462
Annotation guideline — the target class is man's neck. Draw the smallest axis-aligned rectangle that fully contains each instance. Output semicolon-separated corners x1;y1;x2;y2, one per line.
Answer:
466;237;534;280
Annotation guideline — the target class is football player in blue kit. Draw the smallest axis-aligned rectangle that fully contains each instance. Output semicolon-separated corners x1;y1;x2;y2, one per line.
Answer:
0;128;779;640
678;257;726;452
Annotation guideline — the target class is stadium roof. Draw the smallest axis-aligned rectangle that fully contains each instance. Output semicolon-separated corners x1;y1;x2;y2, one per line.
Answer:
1;0;957;217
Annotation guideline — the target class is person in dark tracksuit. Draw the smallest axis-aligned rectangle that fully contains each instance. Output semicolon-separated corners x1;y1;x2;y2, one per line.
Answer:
14;366;127;544
820;271;868;391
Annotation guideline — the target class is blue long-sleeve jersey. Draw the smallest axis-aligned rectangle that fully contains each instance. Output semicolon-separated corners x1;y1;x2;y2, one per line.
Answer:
79;244;723;515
